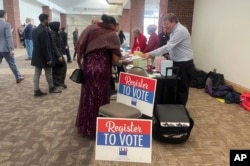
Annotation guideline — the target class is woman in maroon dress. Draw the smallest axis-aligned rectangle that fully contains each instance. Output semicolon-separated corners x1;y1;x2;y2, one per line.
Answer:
75;14;121;139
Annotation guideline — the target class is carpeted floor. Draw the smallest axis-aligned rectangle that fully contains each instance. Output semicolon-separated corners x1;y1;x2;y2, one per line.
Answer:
0;48;250;166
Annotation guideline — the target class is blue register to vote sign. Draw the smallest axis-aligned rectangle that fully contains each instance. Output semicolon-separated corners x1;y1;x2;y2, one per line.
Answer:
117;72;157;117
95;118;152;163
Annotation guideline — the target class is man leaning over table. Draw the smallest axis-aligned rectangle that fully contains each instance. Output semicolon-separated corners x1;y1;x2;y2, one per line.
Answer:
142;13;194;105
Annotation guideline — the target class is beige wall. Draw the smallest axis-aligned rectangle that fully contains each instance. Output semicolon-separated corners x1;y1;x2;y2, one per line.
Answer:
52;10;60;22
66;15;94;38
192;0;250;89
66;14;119;40
19;0;43;26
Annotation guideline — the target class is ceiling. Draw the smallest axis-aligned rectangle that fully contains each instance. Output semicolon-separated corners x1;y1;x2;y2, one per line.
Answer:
46;0;159;16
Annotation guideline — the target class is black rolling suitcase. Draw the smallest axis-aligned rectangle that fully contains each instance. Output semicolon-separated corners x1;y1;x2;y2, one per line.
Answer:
153;104;194;144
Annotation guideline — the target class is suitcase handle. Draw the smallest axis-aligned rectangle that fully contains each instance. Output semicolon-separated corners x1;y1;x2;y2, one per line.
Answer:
165;67;179;79
163;67;180;104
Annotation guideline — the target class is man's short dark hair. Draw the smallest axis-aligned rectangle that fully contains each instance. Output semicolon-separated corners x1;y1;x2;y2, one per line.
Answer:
164;13;179;23
61;27;65;31
0;10;6;18
39;13;49;22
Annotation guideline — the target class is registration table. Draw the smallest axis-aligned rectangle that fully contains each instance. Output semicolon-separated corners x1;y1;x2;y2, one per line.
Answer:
122;53;181;108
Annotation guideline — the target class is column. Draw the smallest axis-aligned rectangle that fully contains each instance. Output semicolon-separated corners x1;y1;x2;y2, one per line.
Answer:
118;9;131;34
42;6;52;22
60;13;66;28
130;0;145;48
167;0;194;33
3;0;21;48
158;0;168;34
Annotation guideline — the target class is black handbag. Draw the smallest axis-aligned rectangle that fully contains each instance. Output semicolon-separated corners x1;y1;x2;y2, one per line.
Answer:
70;69;84;84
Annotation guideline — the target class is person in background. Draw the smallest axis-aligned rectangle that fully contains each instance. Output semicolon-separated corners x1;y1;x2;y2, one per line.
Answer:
158;26;170;59
31;13;61;96
143;13;194;105
114;24;131;71
110;23;130;95
0;10;24;83
24;17;33;60
118;30;126;45
17;24;25;48
159;26;169;47
144;24;160;52
75;14;121;139
72;27;78;61
144;24;160;67
131;27;147;53
60;27;72;63
91;17;99;25
49;22;67;89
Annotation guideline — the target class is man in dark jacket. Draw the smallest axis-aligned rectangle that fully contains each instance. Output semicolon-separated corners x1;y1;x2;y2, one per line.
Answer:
118;30;126;45
60;27;72;63
49;22;67;89
31;13;61;96
158;26;169;47
72;28;78;60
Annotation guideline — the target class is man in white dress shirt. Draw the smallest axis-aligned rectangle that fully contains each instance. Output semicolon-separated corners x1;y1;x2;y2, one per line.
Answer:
143;13;194;105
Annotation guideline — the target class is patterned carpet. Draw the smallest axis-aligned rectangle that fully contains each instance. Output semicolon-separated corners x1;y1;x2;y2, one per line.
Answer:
0;49;250;166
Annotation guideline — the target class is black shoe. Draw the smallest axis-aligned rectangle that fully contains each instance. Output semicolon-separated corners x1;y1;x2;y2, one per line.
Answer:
49;87;62;93
34;89;47;96
67;61;72;63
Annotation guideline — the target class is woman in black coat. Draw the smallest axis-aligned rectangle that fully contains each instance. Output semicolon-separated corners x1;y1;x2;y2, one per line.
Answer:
49;21;67;89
